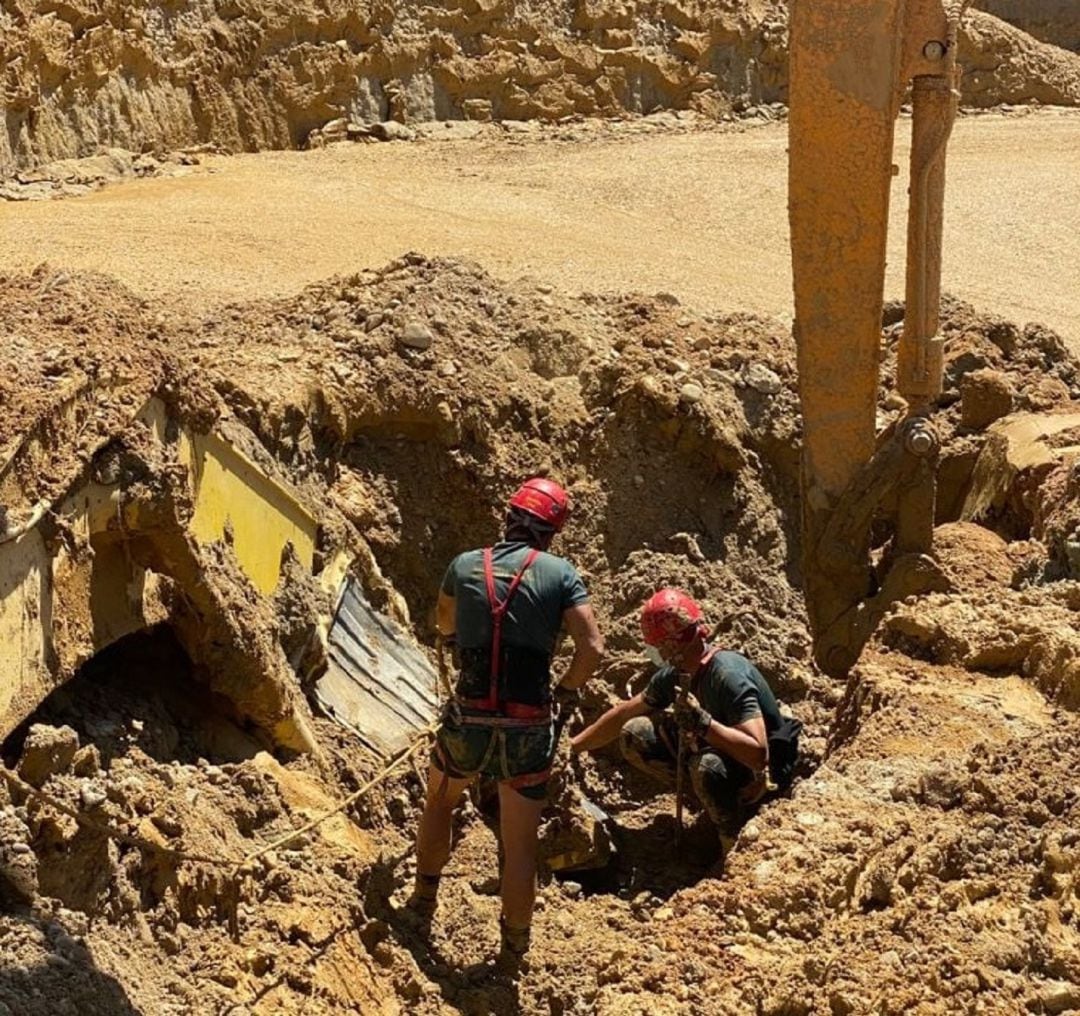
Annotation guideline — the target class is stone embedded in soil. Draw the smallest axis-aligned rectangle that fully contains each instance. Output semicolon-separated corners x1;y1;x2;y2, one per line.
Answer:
960;368;1014;429
370;122;415;142
0;811;38;904
1040;980;1080;1014
399;321;434;350
741;360;783;394
17;723;79;787
79;783;108;810
679;381;704;403
71;744;100;777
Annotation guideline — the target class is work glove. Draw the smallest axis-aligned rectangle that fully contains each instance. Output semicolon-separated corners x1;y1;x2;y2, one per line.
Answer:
673;698;711;736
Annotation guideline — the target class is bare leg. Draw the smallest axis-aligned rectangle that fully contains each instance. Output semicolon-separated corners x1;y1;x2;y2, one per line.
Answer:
415;761;474;878
496;781;546;931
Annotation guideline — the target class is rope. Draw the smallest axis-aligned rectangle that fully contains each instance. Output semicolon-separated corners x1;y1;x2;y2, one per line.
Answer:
233;721;438;873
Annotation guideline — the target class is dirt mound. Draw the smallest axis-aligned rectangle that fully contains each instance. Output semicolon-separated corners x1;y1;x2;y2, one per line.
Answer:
977;0;1080;52
4;0;1079;175
180;254;814;702
1;258;1079;1013
963;8;1080;107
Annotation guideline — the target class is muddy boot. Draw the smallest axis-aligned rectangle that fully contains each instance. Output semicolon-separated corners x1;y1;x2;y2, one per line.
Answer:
496;916;531;974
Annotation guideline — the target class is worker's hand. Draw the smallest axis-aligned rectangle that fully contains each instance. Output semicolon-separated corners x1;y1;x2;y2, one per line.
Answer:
673;699;711;736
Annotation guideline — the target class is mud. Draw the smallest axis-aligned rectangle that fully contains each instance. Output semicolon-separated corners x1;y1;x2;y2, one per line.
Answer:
1;253;1079;1012
4;1;1080;175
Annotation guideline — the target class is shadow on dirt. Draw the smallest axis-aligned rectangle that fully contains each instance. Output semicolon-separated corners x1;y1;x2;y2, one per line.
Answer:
0;910;143;1016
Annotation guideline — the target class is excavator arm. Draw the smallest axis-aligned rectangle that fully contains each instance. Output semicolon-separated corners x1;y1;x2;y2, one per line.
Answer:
789;0;969;675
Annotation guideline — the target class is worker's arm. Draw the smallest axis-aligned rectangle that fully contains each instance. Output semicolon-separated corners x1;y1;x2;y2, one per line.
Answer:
436;590;456;639
556;603;604;691
700;713;768;773
571;692;649;754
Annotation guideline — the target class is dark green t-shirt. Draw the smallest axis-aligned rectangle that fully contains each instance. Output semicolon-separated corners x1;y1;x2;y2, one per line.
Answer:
643;650;782;733
441;541;589;657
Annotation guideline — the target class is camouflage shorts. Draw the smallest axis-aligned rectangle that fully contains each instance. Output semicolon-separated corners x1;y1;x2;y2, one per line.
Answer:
433;716;556;801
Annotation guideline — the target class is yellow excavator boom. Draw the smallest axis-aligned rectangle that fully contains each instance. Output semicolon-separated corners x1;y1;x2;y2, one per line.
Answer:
789;0;968;674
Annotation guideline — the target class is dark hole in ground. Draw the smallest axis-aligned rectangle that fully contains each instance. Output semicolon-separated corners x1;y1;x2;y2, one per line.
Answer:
4;624;263;769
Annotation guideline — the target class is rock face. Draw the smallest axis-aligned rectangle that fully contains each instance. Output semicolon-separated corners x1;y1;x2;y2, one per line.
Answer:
17;723;79;788
3;0;1079;175
0;0;789;176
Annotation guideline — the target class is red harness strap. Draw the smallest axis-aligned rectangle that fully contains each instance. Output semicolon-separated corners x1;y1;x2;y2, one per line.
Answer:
475;546;540;713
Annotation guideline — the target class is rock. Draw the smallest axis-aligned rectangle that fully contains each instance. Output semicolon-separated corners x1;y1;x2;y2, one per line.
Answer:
400;322;434;350
960;368;1014;430
741;361;783;395
71;744;100;777
679;382;704;404
18;724;79;787
80;783;108;810
437;360;457;377
562;881;582;898
653;906;674;921
1040;981;1080;1014
461;99;492;122
0;810;37;904
740;820;761;844
370;121;415;142
829;991;858;1015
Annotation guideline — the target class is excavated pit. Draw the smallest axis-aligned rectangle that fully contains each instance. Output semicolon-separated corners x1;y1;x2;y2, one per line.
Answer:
0;259;1079;1014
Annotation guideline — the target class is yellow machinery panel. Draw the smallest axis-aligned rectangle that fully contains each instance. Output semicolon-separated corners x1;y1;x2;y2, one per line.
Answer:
187;432;316;595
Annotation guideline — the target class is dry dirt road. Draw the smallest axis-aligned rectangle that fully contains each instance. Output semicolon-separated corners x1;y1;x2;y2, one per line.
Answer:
3;111;1078;346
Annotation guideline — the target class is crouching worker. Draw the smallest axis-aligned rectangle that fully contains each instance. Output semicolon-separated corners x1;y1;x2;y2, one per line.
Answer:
571;588;799;858
411;478;604;966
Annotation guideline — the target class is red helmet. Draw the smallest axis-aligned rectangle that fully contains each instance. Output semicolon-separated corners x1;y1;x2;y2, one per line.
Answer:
641;588;704;646
509;477;570;531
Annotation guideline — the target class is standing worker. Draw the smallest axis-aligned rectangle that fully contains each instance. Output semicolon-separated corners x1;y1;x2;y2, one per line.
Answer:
572;588;799;860
412;478;604;966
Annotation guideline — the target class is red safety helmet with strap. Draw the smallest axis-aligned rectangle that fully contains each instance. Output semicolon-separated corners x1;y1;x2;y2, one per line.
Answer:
641;588;705;647
509;477;570;531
